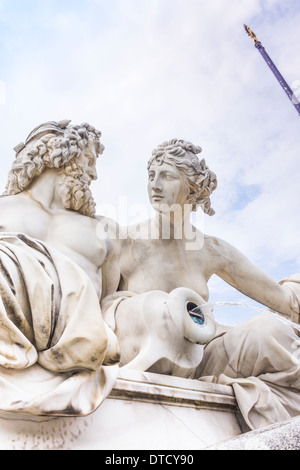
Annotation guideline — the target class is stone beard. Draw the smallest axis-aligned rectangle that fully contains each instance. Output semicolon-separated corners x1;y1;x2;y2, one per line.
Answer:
58;159;96;218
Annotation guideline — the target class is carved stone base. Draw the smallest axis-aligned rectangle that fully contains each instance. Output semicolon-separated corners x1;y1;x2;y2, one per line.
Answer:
208;415;300;450
0;370;242;450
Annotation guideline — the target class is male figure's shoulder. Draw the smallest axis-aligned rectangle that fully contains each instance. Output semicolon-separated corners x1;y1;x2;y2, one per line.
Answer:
0;193;32;220
95;214;122;255
94;215;121;239
0;193;49;238
0;192;37;209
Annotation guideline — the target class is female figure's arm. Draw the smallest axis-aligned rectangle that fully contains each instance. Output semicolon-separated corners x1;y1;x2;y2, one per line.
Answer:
211;237;300;321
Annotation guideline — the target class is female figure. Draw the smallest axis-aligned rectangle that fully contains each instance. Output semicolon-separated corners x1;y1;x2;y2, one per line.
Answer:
106;139;300;431
120;139;299;320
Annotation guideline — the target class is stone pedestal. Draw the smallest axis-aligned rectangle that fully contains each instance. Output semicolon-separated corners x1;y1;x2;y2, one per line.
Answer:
207;416;300;450
0;369;242;450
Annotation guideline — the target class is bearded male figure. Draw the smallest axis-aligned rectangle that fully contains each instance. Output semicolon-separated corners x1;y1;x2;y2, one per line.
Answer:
0;120;120;418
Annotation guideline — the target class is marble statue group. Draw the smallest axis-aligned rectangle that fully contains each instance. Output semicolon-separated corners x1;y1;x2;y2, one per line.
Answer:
0;120;299;432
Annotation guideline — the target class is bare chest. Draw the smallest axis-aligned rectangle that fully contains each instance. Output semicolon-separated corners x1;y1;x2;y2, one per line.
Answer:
47;214;109;267
1;205;108;271
120;238;210;299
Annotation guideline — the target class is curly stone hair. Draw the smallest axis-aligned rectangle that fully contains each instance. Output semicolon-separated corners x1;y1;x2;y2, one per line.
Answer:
148;139;217;215
4;120;104;195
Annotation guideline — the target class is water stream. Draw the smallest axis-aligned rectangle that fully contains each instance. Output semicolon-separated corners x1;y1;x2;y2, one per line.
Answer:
208;301;300;332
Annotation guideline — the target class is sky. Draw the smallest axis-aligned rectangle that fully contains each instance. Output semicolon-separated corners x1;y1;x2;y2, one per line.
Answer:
0;0;299;325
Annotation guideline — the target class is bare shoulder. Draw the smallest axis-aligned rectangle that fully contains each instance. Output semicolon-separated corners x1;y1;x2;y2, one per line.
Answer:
0;194;37;210
95;214;120;237
0;194;15;208
0;196;10;230
95;214;122;257
126;219;151;237
203;234;239;264
0;194;36;224
118;219;152;248
0;194;51;238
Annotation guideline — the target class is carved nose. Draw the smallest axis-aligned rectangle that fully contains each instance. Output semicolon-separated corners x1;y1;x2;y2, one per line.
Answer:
87;166;97;181
152;182;162;191
150;176;162;191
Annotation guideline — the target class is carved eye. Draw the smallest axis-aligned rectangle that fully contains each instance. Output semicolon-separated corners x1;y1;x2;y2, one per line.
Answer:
187;302;205;325
165;173;177;180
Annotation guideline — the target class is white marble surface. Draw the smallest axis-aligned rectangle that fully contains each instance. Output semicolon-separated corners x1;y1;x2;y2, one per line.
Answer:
0;121;120;418
1;125;299;436
208;416;300;450
104;288;216;377
0;370;242;450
